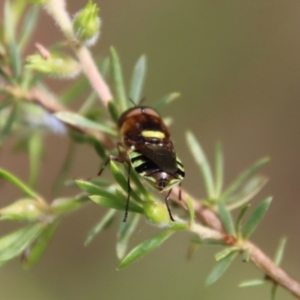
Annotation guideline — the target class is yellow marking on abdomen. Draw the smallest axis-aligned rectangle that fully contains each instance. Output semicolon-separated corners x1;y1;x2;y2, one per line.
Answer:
142;130;165;139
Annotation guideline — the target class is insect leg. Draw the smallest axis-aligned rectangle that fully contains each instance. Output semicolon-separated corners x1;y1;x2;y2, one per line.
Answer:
97;155;125;176
165;189;175;221
178;182;182;201
123;163;132;222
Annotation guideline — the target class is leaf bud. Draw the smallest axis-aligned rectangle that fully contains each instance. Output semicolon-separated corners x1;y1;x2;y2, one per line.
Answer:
73;0;101;46
0;199;47;222
143;201;172;228
25;51;81;78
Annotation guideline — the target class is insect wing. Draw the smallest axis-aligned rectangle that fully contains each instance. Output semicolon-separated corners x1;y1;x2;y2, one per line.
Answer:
137;144;178;174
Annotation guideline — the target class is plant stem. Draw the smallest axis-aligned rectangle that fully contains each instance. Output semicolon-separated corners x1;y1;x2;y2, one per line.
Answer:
14;82;300;297
13;80;300;297
244;241;300;299
2;85;114;148
44;0;113;106
20;1;300;297
171;186;300;299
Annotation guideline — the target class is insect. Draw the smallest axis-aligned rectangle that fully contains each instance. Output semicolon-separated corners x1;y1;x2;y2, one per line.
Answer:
99;105;185;222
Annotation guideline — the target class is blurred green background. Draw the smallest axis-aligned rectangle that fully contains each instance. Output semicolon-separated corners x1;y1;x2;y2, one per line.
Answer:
1;0;300;299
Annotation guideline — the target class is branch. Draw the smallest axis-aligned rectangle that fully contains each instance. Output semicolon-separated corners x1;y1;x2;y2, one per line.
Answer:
3;85;114;149
6;69;298;300
44;0;113;106
245;241;300;298
171;186;300;299
12;1;300;297
7;84;299;298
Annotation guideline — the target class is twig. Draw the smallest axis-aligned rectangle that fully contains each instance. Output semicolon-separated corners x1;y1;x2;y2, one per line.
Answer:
27;87;113;146
3;85;114;148
171;186;300;299
44;0;113;106
245;241;300;299
18;1;300;297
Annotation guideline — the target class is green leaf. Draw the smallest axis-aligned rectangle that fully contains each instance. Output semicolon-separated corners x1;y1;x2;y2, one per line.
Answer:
274;237;287;266
0;99;12;112
224;176;269;210
125;163;151;200
22;221;59;268
76;177;110;188
214;141;224;198
169;222;189;231
242;247;250;262
51;195;90;214
0;104;18;145
117;214;140;259
215;246;239;261
78;91;98;114
90;195;143;214
153;92;181;110
186;131;214;199
117;230;175;269
54;111;117;136
75;180;115;198
0;168;43;201
100;56;111;78
108;100;120;123
187;243;200;261
110;161;143;203
218;203;236;236
129;55;147;104
110;47;127;111
28;132;43;188
226;176;269;210
60;77;89;105
221;157;269;200
91;138;107;159
191;237;226;246
235;204;251;238
242;197;272;239
53;141;76;196
19;5;39;52
186;195;195;224
271;283;278;300
4;1;21;79
205;250;238;285
0;198;45;222
0;67;16;85
115;189;144;213
0;224;44;263
84;209;116;246
239;279;266;287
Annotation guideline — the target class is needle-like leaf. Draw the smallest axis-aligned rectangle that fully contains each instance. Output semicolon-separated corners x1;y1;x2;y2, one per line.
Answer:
84;209;116;246
205;250;238;285
54;111;117;136
117;214;140;259
129;55;147;104
242;197;272;239
218;203;236;236
186;131;214;199
221;157;269;201
111;47;127;111
214;141;224;198
117;230;175;269
0;168;43;201
0;224;44;263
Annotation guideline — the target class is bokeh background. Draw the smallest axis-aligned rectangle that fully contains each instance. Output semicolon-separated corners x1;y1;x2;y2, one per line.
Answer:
1;0;300;299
